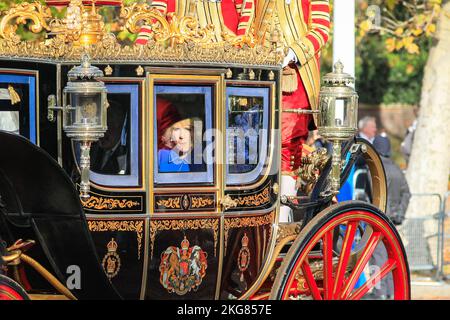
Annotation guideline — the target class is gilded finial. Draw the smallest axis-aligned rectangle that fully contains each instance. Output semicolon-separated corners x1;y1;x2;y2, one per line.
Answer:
225;68;233;79
248;69;255;80
104;65;113;76
135;65;144;76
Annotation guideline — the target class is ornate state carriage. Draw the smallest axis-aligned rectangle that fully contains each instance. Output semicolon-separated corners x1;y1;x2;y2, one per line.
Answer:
0;0;409;300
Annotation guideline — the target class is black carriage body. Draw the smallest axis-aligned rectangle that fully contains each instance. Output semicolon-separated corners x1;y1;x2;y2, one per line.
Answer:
0;59;282;300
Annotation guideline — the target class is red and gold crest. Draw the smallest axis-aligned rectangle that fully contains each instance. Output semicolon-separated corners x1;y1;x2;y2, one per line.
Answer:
102;238;121;280
237;233;250;282
159;236;208;295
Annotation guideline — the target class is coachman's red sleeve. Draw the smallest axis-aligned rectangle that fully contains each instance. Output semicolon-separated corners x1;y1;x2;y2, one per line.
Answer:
236;0;256;36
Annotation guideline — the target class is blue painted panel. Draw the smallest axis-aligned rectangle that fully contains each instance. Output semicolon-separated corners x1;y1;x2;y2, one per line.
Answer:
0;74;37;144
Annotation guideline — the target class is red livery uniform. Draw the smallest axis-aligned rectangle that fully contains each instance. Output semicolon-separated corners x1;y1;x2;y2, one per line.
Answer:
255;0;331;174
255;0;330;222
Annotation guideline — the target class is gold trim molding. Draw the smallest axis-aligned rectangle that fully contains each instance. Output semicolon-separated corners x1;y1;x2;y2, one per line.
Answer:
224;211;274;254
190;196;214;209
155;197;181;209
231;185;271;208
81;196;141;211
275;223;301;246
87;220;144;260
149;218;219;258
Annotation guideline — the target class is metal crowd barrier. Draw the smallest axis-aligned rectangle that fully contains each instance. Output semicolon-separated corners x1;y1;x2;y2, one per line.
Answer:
442;191;450;279
399;193;446;280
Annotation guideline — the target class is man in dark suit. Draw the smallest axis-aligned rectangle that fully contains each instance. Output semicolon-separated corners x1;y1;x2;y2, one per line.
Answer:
91;101;128;175
373;135;411;225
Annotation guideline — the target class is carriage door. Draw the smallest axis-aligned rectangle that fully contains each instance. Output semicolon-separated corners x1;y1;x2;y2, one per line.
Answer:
145;69;225;299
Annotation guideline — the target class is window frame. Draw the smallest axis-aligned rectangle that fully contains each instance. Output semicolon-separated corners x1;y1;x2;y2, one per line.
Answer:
153;84;214;186
71;78;145;191
225;85;270;186
0;69;38;144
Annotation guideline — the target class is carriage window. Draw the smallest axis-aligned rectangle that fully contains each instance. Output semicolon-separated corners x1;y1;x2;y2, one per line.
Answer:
154;85;213;185
90;94;131;175
0;73;37;143
226;87;269;185
74;83;141;187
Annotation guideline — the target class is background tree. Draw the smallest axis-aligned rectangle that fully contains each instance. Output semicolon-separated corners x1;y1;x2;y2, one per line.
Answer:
358;0;449;267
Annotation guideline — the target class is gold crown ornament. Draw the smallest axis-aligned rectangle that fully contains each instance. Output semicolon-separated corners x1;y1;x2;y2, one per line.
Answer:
107;238;118;252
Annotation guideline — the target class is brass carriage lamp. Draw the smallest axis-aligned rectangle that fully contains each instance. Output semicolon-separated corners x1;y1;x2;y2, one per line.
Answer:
317;61;358;194
62;53;108;199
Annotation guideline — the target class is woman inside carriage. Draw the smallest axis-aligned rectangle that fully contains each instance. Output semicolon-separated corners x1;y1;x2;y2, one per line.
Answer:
156;97;205;173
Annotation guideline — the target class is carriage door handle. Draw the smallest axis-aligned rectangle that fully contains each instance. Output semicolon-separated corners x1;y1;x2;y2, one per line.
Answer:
220;195;238;211
47;94;64;122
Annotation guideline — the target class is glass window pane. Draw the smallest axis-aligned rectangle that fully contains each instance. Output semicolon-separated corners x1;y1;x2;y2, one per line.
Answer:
154;85;213;185
228;95;263;174
0;74;37;143
0;111;19;134
90;93;130;175
226;86;270;185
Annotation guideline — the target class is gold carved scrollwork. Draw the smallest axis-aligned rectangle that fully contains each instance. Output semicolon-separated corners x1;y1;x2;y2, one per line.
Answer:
120;3;170;38
222;30;257;48
150;218;219;258
0;2;51;41
0;2;285;65
296;148;329;194
120;5;214;48
88;220;144;260
190;196;214;209
156;197;181;209
223;211;275;254
233;186;271;208
275;223;301;245
81;196;140;210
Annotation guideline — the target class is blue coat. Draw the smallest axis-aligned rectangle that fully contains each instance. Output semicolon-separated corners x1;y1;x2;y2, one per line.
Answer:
158;149;206;173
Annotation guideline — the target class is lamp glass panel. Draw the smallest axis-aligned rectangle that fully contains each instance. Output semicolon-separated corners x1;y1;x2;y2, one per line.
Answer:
70;92;103;128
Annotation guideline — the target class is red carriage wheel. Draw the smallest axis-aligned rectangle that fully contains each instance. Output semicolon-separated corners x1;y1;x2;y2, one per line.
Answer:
270;201;410;300
0;274;29;300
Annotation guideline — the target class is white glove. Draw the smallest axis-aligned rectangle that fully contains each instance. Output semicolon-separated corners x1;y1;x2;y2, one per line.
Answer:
282;48;298;68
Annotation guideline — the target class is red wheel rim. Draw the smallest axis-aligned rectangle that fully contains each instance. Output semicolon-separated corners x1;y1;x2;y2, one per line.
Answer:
0;275;28;300
0;284;26;300
280;210;409;300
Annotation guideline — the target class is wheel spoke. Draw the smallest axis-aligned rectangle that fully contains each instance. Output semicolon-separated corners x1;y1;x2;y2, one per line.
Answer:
322;230;334;299
339;231;382;300
301;259;323;300
349;259;397;300
332;221;358;299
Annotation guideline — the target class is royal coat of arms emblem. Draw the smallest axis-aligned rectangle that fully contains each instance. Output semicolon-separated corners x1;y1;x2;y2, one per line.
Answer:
237;233;250;282
102;238;121;280
159;236;208;295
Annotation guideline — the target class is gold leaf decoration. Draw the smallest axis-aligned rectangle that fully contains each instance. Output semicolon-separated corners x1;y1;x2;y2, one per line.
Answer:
190;196;214;209
156;197;181;209
223;211;275;254
149;218;219;258
0;2;284;65
232;186;271;208
88;220;144;260
81;196;140;211
0;2;51;40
